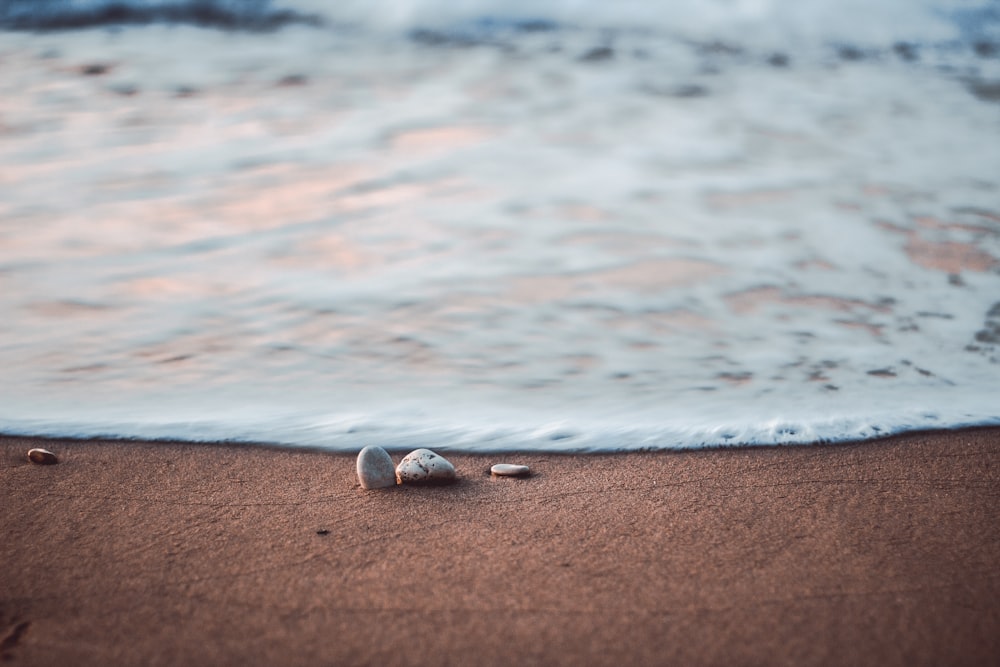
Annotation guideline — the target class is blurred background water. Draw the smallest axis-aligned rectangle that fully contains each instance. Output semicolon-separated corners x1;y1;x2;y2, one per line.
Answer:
0;0;998;450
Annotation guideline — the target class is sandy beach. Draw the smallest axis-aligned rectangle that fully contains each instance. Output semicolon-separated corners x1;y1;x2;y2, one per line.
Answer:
1;428;997;666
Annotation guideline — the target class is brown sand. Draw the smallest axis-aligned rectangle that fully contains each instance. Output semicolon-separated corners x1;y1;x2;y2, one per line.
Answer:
1;429;998;666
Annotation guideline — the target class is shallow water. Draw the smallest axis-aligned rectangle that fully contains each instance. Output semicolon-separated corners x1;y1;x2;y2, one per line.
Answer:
0;0;998;450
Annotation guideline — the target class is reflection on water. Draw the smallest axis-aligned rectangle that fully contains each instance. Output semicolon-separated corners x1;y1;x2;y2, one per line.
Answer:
0;22;998;449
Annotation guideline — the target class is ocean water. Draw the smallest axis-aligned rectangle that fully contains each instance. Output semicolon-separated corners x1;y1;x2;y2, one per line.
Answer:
0;0;998;451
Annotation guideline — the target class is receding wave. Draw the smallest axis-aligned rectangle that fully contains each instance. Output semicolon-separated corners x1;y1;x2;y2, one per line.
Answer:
0;0;997;451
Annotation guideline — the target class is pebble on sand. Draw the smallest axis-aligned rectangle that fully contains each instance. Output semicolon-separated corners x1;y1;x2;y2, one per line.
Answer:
27;448;58;465
356;445;397;489
396;448;457;484
491;463;530;477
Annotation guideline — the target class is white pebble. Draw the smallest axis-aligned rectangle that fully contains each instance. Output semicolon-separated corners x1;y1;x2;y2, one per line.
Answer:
491;463;530;477
395;448;456;484
356;445;397;489
27;448;58;465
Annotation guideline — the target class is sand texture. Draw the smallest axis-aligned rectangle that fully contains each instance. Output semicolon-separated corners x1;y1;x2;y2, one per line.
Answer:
1;429;998;666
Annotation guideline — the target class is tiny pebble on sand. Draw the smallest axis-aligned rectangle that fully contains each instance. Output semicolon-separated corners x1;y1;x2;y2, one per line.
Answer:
27;448;58;465
491;463;530;477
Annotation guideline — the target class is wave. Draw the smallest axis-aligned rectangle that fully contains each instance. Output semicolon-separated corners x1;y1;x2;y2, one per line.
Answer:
2;0;998;49
1;0;996;453
2;403;999;452
0;0;321;31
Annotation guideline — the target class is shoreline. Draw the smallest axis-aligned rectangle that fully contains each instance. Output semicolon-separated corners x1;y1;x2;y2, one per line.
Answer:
4;420;1000;454
3;427;998;665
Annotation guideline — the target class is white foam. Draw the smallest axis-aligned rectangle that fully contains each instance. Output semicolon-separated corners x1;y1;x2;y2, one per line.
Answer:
0;7;997;451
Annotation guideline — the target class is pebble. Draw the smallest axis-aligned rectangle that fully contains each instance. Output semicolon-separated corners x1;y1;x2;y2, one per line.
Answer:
395;448;456;484
27;448;58;465
356;445;397;489
491;463;530;477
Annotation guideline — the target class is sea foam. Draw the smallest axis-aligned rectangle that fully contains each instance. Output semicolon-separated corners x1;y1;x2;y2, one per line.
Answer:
0;1;997;450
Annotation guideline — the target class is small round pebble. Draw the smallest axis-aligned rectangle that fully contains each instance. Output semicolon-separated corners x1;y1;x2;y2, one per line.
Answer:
356;445;397;490
491;463;530;477
27;448;58;465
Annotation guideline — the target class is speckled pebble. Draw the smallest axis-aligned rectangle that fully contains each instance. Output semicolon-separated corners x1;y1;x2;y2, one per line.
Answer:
491;463;530;477
27;448;58;465
396;448;456;484
356;445;397;489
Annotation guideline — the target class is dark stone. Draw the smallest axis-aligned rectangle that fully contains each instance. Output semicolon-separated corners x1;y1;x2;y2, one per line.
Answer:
671;84;709;98
579;46;614;62
893;42;919;61
767;53;790;67
966;80;1000;103
641;83;709;99
277;74;307;87
837;46;865;61
974;41;997;58
81;63;111;76
974;304;1000;344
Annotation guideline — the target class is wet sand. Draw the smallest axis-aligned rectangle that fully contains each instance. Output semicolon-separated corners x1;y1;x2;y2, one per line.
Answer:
1;428;998;666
